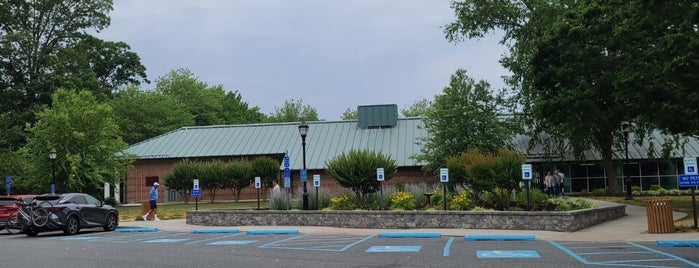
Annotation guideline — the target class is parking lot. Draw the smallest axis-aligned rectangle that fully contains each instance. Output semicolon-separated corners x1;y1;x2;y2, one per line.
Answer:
1;228;698;267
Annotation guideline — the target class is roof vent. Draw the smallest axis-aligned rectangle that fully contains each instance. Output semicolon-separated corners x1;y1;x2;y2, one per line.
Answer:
357;104;398;129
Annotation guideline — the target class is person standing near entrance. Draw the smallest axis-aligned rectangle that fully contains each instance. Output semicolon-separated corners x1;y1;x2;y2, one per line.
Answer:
143;182;161;221
544;171;555;196
554;168;565;197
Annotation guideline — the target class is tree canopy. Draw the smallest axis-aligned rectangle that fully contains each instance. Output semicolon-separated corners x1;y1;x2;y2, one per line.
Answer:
414;69;514;172
267;99;320;123
445;0;698;192
0;0;147;149
22;89;133;195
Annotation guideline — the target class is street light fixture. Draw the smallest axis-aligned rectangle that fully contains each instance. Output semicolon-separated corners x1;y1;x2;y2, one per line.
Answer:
49;148;57;195
621;122;632;200
298;122;310;210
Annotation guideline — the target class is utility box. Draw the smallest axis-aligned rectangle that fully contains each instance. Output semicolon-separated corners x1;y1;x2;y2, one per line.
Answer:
357;104;398;129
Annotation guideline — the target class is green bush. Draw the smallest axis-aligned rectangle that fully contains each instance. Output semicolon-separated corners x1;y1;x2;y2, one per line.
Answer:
268;191;291;210
649;184;664;191
550;198;595;211
327;194;356;210
592;188;607;196
104;196;119;207
449;191;473;210
515;188;549;210
308;190;331;210
471;206;495;212
388;191;416;210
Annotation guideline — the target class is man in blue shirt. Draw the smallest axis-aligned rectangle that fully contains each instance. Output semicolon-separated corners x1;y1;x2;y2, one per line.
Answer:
143;182;160;221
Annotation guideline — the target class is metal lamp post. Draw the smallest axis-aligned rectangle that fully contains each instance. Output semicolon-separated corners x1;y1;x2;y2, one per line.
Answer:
49;148;57;195
621;122;632;200
298;122;309;210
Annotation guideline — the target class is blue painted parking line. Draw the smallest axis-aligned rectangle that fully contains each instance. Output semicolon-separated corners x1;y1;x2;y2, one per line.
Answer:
657;240;699;247
378;232;441;238
184;234;242;245
477;250;540;258
190;229;239;234
550;241;699;267
365;246;421;253
464;235;535;241
247;229;299;235
55;236;101;241
260;234;373;252
142;238;189;243
443;237;455;257
207;240;257;245
115;227;158;232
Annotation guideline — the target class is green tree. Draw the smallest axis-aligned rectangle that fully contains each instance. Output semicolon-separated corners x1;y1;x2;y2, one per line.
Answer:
156;68;226;126
199;161;228;203
325;150;397;208
223;161;253;202
221;91;266;124
0;0;147;148
23;89;134;195
251;157;280;190
445;0;698;193
341;108;358;120
110;87;195;144
401;98;431;117
414;69;514;172
267;99;320;122
164;159;200;204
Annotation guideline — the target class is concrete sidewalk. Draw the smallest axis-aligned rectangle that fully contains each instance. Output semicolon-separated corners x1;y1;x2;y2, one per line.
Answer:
120;200;699;242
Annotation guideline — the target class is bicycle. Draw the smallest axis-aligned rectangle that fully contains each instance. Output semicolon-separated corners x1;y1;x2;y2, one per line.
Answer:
5;199;54;234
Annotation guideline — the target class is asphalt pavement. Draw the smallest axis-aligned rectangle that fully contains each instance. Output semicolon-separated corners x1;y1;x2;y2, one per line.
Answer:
121;199;699;242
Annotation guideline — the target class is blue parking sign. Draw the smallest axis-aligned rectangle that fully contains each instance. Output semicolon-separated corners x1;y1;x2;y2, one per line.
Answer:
5;175;11;185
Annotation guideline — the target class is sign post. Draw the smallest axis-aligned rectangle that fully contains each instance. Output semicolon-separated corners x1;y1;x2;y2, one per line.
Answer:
682;157;698;228
255;177;261;210
5;176;12;196
440;168;448;211
377;168;385;210
283;154;290;210
313;174;320;209
522;164;533;211
679;173;699;228
192;179;201;211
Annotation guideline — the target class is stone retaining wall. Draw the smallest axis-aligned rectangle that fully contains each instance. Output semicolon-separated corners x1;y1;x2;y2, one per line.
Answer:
186;204;626;232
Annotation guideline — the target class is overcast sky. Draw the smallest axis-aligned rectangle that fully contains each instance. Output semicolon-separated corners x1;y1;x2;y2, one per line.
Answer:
97;0;508;121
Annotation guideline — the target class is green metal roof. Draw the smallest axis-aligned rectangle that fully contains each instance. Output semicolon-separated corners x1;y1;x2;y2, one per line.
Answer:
126;118;427;169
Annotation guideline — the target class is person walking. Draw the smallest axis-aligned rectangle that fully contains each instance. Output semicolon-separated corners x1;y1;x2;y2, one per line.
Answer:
555;168;565;196
143;182;161;221
544;171;554;197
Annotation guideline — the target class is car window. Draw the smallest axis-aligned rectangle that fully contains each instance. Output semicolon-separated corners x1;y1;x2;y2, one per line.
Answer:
84;195;101;206
0;199;15;206
73;196;88;205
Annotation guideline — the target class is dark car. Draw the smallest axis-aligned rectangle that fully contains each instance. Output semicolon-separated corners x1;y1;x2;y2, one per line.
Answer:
22;193;118;237
0;195;37;231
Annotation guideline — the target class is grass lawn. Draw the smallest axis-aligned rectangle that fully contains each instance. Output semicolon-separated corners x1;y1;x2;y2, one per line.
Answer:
117;200;266;222
587;195;699;231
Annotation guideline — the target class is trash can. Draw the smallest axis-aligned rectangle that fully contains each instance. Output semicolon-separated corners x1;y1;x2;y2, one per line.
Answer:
141;201;154;221
645;199;675;233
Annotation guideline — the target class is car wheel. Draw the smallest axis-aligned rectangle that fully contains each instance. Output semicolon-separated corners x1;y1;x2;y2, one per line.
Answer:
103;213;117;231
63;216;80;235
24;228;39;237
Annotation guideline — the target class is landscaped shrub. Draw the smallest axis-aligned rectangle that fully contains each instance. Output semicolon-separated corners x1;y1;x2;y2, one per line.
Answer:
515;188;549;210
327;195;356;210
550;198;595;211
308;189;332;210
471;206;495;212
449;191;472;211
592;188;607;196
268;190;291;210
404;183;431;208
389;191;416;210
